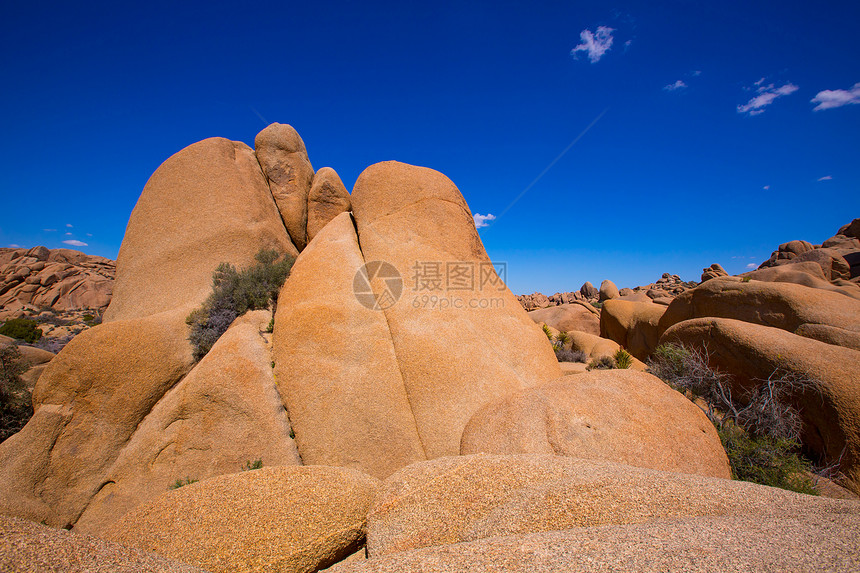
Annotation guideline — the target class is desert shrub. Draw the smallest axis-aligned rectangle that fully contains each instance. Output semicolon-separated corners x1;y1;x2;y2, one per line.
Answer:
586;355;615;370
590;301;603;309
647;342;822;494
613;348;633;369
35;314;70;327
554;331;571;347
266;317;274;333
742;276;752;283
82;312;102;326
541;324;553;340
187;249;295;361
555;348;588;363
242;459;263;471
718;422;816;494
0;344;31;442
0;318;42;343
169;477;198;490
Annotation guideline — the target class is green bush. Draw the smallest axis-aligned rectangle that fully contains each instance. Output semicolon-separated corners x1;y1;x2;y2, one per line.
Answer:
613;348;633;369
541;324;553;340
0;344;31;442
647;342;822;494
242;459;263;471
168;477;198;490
0;318;42;343
586;355;615;371
718;422;816;494
187;249;295;361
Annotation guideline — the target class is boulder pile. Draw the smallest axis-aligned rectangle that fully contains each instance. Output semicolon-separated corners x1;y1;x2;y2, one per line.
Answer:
0;124;857;572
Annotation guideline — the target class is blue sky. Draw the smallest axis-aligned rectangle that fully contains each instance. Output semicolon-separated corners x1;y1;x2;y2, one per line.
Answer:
1;1;858;294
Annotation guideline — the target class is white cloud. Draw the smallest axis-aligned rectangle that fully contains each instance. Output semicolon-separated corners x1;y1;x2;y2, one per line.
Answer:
663;80;687;92
43;228;57;232
817;175;833;181
65;223;73;228
571;26;615;63
811;83;860;111
763;185;770;190
65;232;73;236
62;240;88;247
746;263;757;269
692;70;702;77
737;82;799;116
86;233;93;237
8;244;22;248
473;213;496;229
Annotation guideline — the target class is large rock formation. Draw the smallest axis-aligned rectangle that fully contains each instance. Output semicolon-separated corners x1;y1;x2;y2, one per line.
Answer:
0;133;299;531
0;247;114;319
73;311;301;535
273;213;425;479
307;167;351;242
254;123;315;252
275;163;561;478
348;161;561;460
460;371;731;478
105;137;296;323
657;277;860;351
107;466;378;573
0;514;208;573
599;299;665;361
363;454;859;559
526;303;600;336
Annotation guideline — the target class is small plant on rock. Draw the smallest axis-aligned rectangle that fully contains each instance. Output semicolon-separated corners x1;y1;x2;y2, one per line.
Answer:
541;324;554;340
586;355;615;371
613;348;633;369
241;459;263;471
169;477;198;490
555;348;588;363
187;249;295;361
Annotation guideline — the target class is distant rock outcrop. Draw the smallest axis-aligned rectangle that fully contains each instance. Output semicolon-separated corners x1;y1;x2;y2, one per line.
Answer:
0;247;114;319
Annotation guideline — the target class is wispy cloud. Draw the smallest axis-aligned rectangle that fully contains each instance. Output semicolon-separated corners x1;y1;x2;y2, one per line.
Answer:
86;233;93;237
663;80;687;92
65;232;73;236
737;82;799;116
811;83;860;111
763;185;770;190
746;263;758;269
65;223;73;228
62;239;88;247
571;26;615;63
817;175;833;181
43;228;57;232
692;70;702;77
473;213;496;229
8;244;22;248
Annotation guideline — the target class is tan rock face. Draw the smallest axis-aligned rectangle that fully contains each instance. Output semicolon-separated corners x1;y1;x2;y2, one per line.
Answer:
274;213;425;479
599;299;665;361
527;303;600;336
660;317;860;494
460;371;730;478
74;311;301;536
307;167;351;243
658;277;860;350
0;308;194;528
740;262;860;300
598;279;619;301
350;161;561;459
701;262;728;282
105;137;295;323
0;514;209;573
365;454;858;558
329;512;860;573
255;123;315;252
106;466;379;573
0;247;114;315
